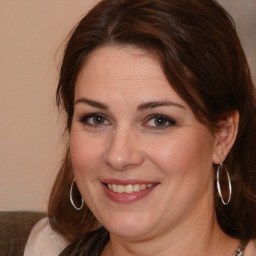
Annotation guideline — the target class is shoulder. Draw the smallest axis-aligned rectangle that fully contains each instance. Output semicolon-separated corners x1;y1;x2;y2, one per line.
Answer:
245;239;256;256
24;217;68;256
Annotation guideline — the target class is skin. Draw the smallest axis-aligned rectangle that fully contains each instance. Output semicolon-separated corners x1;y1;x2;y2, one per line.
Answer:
70;46;241;255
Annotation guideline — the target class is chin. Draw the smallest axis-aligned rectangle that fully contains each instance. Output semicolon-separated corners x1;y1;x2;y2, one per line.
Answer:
102;213;156;239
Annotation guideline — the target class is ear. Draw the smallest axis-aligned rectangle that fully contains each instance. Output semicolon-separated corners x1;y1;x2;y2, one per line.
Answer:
212;111;239;164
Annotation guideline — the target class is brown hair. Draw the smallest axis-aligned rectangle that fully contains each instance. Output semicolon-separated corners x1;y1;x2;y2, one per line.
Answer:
48;0;256;246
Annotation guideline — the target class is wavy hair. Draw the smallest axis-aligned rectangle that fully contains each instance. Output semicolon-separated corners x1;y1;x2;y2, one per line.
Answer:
48;0;256;251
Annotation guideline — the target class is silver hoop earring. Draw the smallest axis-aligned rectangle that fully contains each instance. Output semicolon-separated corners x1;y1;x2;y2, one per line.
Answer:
70;178;84;210
216;162;232;205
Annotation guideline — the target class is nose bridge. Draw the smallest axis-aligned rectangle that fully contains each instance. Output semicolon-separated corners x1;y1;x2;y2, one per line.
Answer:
103;124;144;170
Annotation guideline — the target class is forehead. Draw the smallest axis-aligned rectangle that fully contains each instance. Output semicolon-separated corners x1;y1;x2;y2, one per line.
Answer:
75;46;186;104
77;46;163;85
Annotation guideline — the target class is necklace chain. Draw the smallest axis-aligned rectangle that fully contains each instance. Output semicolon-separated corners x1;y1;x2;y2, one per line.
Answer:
232;241;248;256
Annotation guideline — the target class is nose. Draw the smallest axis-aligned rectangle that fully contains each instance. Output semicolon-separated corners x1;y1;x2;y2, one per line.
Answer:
103;126;145;171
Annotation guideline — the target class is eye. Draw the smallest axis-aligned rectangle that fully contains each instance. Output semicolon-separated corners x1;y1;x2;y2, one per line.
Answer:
80;113;110;127
144;114;176;129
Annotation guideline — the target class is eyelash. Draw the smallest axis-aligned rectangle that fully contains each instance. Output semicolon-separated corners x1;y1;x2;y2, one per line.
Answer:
143;114;176;130
79;113;110;128
79;113;176;129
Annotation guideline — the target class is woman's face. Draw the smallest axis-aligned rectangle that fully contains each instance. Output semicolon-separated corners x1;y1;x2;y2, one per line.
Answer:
70;46;218;239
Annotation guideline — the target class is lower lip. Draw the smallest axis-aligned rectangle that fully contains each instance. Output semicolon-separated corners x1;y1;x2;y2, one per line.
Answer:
102;183;157;203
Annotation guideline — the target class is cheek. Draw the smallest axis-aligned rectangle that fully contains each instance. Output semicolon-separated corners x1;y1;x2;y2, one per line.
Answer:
148;129;215;217
69;129;103;176
69;129;105;209
148;128;214;179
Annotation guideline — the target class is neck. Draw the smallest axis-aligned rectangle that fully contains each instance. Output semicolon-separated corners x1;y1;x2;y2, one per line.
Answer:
102;207;239;256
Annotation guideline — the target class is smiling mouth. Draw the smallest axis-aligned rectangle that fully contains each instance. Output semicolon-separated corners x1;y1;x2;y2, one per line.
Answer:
102;181;159;203
106;183;154;193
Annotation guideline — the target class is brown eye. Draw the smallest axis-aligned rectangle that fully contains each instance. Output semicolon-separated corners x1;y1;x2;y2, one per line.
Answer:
80;113;110;127
154;117;168;126
93;116;105;124
144;115;176;129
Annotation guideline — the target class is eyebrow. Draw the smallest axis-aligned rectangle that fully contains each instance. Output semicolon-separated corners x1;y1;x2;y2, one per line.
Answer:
74;98;185;111
137;101;186;111
74;98;108;109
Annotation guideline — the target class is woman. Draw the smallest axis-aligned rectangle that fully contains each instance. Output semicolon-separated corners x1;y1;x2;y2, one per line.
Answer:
24;0;256;255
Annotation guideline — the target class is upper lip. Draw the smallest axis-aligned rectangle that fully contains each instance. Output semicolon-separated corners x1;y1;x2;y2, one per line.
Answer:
101;179;159;185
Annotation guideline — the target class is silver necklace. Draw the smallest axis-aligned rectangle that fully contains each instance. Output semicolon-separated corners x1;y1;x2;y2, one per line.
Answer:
232;241;248;256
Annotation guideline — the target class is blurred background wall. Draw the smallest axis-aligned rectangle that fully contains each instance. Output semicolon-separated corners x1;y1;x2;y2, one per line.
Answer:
0;0;255;212
0;0;99;211
220;0;256;82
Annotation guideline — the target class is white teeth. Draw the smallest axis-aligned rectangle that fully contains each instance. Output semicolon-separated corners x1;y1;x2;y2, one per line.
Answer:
133;184;141;192
112;184;117;192
107;183;153;193
124;184;133;193
141;184;146;190
117;185;124;193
